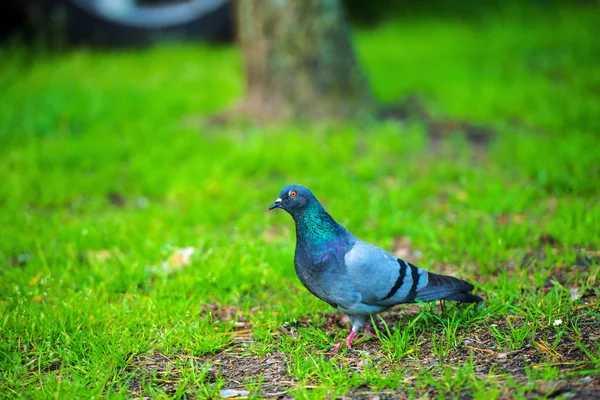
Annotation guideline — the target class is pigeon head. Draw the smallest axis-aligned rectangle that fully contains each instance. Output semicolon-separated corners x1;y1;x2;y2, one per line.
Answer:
269;184;316;216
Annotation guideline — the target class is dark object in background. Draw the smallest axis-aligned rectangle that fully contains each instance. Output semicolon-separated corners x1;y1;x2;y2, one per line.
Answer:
5;0;589;47
0;2;25;40
2;0;233;46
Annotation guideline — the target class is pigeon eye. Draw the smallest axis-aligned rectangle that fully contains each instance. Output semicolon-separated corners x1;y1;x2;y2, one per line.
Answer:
289;190;297;198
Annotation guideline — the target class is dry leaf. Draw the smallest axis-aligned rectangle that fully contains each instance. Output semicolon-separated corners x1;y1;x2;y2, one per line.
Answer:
29;275;41;286
149;247;197;275
87;250;112;263
512;214;525;223
455;190;468;202
167;247;195;268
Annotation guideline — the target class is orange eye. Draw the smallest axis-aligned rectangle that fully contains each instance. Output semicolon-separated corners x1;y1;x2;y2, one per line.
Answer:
289;190;297;198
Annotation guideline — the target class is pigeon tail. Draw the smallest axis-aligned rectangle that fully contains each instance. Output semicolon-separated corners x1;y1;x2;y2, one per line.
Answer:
443;291;483;303
415;272;483;303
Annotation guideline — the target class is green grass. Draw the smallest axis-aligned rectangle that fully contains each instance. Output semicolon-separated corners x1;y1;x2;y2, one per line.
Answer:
1;2;600;398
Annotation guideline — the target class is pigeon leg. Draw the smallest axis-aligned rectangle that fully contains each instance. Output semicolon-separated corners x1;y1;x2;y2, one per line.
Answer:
332;330;357;351
440;299;447;314
362;324;378;339
344;330;357;349
331;315;368;350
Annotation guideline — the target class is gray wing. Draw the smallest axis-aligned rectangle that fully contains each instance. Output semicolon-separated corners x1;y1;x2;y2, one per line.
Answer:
344;240;429;306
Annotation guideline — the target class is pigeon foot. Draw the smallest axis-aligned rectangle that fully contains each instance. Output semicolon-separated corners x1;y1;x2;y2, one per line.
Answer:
332;330;357;351
362;324;378;340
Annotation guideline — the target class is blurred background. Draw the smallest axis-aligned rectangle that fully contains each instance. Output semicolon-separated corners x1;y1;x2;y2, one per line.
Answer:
3;0;593;46
1;0;599;310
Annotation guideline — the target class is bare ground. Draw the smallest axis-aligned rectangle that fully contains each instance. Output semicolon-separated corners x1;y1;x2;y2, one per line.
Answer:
127;293;599;399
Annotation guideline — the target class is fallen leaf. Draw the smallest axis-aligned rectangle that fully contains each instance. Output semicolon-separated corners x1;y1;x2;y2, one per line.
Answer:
497;214;525;225
167;247;195;268
455;190;468;202
383;177;399;187
512;214;525;223
29;276;41;286
87;250;112;263
497;215;510;225
149;247;197;275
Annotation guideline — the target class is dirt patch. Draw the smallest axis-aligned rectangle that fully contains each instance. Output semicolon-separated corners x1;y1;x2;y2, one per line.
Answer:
200;303;245;323
3;252;31;269
213;351;290;397
189;94;495;158
106;191;125;208
128;351;184;395
126;300;599;398
380;95;494;154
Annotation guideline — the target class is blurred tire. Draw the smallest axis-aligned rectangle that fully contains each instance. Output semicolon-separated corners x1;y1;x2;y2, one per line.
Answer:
22;0;233;46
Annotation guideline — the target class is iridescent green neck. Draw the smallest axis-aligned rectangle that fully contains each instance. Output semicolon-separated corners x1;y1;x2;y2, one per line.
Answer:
292;202;346;243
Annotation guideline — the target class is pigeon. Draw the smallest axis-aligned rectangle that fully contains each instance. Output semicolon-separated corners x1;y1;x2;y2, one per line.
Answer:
269;184;483;350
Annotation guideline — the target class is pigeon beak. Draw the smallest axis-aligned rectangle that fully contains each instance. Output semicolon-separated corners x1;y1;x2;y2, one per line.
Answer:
269;198;282;210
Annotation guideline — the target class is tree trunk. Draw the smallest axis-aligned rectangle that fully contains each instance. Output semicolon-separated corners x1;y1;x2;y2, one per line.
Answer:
236;0;374;122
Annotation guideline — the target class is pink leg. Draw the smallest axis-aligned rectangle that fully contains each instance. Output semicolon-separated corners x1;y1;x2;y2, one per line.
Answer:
332;330;358;351
362;324;378;339
345;330;357;350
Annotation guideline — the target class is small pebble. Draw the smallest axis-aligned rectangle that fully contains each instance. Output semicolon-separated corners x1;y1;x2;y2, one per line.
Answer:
220;389;250;398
